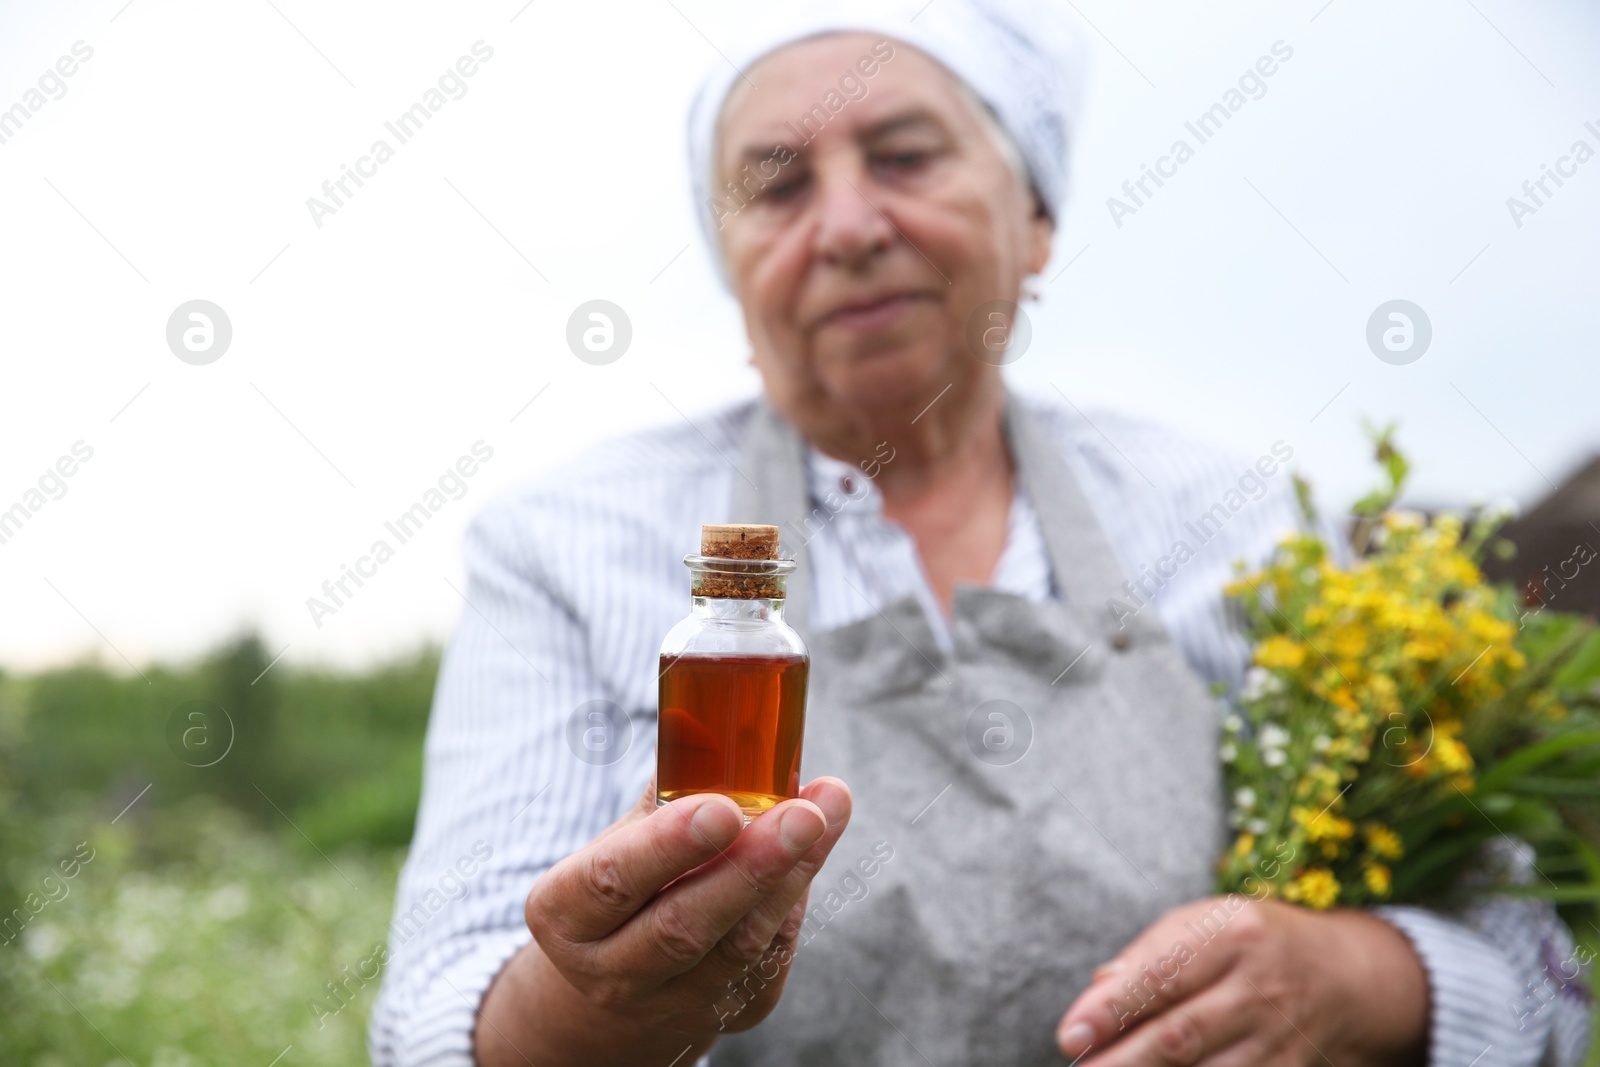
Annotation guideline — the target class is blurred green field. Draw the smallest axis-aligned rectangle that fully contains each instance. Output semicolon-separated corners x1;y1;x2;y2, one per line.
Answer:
1;635;1596;1064
0;635;435;1065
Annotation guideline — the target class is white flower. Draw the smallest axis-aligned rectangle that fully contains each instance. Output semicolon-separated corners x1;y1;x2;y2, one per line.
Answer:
1263;748;1287;768
1247;818;1269;835
1240;667;1283;703
1223;714;1244;734
24;922;65;963
1484;497;1520;522
1259;723;1291;750
1220;742;1237;763
1233;787;1257;809
204;883;249;921
1312;734;1331;752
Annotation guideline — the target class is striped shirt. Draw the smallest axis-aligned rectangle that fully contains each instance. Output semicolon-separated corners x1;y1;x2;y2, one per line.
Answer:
369;391;1589;1067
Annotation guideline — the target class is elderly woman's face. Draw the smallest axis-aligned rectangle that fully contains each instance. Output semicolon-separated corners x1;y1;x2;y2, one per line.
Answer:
715;33;1053;425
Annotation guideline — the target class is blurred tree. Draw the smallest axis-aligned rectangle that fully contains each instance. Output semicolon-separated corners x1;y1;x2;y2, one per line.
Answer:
4;636;437;858
200;632;279;814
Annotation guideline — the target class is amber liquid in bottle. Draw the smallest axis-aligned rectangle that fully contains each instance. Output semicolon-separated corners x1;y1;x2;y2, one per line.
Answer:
657;652;808;817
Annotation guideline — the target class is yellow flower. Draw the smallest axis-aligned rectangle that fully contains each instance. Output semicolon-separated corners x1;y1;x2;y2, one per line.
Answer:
1400;638;1448;662
1326;687;1359;714
1256;635;1308;670
1331;627;1368;660
1435;737;1474;776
1233;833;1256;858
1292;806;1354;844
1363;824;1403;860
1363;863;1392;897
1466;612;1514;645
1285;867;1341;910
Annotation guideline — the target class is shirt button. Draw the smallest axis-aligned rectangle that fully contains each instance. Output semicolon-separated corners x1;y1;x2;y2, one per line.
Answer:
1110;633;1132;651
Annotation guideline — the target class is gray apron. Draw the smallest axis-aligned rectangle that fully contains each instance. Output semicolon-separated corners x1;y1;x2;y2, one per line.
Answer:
716;392;1226;1066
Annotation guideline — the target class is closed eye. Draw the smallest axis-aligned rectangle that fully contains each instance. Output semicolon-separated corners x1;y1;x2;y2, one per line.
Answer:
761;174;809;202
877;150;929;169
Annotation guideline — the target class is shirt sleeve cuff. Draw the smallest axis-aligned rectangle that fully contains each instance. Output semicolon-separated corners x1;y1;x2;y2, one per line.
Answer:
1371;905;1548;1067
371;925;531;1066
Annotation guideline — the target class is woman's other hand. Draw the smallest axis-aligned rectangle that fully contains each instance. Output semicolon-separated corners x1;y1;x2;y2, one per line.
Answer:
1055;895;1429;1066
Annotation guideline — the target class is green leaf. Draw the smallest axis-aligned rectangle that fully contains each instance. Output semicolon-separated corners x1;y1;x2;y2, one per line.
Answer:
1554;628;1600;690
1509;776;1600;799
1390;833;1492;898
1476;730;1600;793
1481;884;1600;904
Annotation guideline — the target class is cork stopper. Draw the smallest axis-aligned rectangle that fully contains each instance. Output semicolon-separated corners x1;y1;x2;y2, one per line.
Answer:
691;524;791;599
700;524;780;560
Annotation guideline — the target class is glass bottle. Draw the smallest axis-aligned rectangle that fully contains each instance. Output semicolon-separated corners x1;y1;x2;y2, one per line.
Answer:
657;524;809;823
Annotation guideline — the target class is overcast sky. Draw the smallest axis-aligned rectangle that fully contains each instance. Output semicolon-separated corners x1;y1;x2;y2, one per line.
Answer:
1;0;1596;673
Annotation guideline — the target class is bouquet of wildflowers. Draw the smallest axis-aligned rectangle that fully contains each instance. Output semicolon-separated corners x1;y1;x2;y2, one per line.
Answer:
1215;427;1600;910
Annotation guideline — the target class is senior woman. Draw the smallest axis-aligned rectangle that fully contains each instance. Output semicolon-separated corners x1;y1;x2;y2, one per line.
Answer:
370;3;1588;1065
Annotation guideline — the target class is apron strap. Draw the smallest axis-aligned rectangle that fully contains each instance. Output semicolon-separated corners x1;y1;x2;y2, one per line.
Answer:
1001;391;1145;633
727;401;814;637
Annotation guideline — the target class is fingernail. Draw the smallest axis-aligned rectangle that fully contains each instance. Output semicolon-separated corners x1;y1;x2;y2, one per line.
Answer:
1090;958;1125;983
778;901;805;940
688;798;738;844
810;778;851;826
777;804;825;851
1059;1021;1094;1058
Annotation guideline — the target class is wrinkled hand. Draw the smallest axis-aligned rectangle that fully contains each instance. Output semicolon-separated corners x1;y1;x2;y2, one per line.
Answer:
524;775;852;1040
1055;896;1429;1066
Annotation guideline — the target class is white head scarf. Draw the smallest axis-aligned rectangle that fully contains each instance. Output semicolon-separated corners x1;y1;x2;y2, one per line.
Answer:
686;0;1090;264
